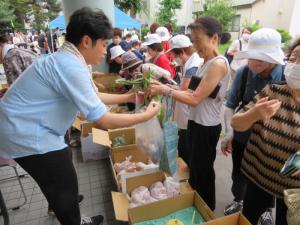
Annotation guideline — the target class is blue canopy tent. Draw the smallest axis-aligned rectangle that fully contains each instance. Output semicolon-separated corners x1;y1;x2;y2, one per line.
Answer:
50;7;141;30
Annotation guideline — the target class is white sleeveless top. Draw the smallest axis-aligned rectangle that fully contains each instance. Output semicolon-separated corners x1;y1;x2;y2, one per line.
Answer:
189;55;230;126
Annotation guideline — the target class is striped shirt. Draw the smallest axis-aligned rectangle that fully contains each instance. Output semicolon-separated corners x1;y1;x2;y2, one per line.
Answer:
241;84;300;198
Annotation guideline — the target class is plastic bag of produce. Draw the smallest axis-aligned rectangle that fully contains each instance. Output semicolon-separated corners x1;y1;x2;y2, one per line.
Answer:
135;116;164;164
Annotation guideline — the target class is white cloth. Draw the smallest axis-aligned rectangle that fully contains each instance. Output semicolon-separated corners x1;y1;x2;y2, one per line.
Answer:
189;55;230;126
228;39;248;71
174;53;203;129
2;43;14;58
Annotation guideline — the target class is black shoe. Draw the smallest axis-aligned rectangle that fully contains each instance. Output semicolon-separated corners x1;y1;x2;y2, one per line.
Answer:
78;194;84;203
81;215;104;225
48;194;84;216
224;200;243;215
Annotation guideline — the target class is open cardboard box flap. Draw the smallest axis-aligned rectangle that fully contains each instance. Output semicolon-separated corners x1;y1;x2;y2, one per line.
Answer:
109;144;159;192
72;117;95;137
128;191;215;224
92;127;136;148
203;213;251;225
111;145;148;163
111;171;193;222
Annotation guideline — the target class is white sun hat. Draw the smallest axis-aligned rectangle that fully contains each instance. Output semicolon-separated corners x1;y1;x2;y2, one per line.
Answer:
235;28;285;65
143;33;162;46
166;34;192;53
110;45;125;60
156;26;171;41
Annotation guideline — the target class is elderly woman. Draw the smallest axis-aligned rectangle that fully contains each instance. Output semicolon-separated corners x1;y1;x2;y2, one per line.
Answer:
149;16;230;210
231;38;300;225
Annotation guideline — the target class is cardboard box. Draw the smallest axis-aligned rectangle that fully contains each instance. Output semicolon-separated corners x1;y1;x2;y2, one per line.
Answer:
127;191;215;224
109;144;160;191
92;127;136;149
93;73;125;94
81;135;109;162
0;83;8;89
73;116;95;138
172;157;189;181
111;171;193;222
203;213;251;225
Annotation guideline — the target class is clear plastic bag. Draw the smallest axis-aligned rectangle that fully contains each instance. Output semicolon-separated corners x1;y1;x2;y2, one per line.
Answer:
135;117;164;164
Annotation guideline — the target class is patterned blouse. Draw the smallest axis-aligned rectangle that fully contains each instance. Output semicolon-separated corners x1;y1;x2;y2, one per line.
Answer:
241;84;300;198
3;48;38;86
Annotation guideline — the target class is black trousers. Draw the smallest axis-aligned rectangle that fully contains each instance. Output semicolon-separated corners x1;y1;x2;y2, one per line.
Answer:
187;120;221;210
243;178;287;225
231;139;275;208
15;148;81;225
178;129;189;165
231;139;247;201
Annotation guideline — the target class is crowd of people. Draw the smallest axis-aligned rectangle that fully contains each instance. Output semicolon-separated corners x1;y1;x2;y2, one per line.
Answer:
0;6;299;225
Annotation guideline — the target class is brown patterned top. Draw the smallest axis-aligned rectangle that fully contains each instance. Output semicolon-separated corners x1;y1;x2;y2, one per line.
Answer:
241;84;300;198
3;48;38;86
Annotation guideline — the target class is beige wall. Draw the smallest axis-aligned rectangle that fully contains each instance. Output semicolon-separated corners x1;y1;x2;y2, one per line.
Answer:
136;0;194;28
234;0;297;36
289;0;300;37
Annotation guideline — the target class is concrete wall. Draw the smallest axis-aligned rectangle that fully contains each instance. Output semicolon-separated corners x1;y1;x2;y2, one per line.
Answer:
136;0;194;28
234;0;298;36
289;0;300;37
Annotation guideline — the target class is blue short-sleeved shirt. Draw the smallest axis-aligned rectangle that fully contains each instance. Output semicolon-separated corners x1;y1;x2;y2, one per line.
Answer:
0;51;107;159
226;64;284;143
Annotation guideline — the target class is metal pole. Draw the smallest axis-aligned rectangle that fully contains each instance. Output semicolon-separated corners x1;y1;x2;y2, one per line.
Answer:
61;0;115;72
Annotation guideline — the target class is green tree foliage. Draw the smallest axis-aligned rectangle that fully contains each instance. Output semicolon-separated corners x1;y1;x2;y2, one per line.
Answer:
242;18;262;32
156;0;182;27
276;28;292;44
0;1;16;28
114;0;146;18
199;0;236;31
1;0;61;31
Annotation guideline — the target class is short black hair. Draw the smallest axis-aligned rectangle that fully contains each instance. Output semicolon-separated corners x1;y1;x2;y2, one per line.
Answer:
66;7;113;46
188;16;223;39
113;28;122;38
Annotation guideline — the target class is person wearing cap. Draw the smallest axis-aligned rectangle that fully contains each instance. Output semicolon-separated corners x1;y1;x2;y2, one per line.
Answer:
156;26;174;63
221;28;286;223
109;45;125;74
230;37;300;225
149;16;230;210
144;33;175;78
166;34;203;164
120;51;143;80
0;8;160;225
106;28;128;73
131;40;144;62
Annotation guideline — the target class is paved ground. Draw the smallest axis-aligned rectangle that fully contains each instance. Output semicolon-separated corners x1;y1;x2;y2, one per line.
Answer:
0;142;233;225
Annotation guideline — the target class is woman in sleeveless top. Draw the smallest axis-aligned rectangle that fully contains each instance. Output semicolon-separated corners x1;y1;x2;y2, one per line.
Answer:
149;16;230;210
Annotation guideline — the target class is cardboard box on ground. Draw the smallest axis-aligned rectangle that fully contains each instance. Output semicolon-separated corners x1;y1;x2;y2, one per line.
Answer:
128;191;215;224
92;127;190;191
203;213;251;225
111;171;194;222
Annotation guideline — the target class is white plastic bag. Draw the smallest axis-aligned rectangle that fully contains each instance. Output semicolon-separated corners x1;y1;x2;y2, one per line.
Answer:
135;117;164;163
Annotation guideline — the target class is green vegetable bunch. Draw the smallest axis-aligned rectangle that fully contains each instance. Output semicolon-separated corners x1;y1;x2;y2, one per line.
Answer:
116;70;160;105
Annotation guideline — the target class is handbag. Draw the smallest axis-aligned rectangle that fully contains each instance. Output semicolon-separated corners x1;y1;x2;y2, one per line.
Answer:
159;96;178;175
284;189;300;225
